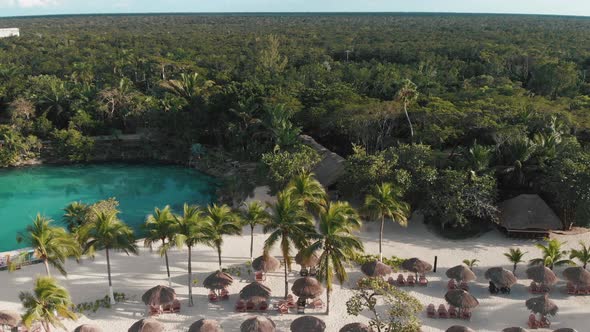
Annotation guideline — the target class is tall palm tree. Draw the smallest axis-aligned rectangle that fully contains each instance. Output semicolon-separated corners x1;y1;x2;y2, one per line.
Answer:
264;191;315;298
529;239;572;270
203;204;242;270
19;276;77;332
504;248;527;274
285;172;327;213
396;79;418;141
173;204;210;307
16;214;80;277
78;209;138;304
63;201;89;232
160;72;214;105
144;206;176;286
304;201;363;314
570;242;590;269
364;182;410;261
241;201;271;262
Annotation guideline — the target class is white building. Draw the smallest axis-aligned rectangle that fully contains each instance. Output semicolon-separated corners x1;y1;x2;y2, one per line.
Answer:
0;28;20;38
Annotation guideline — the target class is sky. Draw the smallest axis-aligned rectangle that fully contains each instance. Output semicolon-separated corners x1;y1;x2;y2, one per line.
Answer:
0;0;589;18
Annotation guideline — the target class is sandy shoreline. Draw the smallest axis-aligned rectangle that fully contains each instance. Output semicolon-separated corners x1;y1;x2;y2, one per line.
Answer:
1;186;588;332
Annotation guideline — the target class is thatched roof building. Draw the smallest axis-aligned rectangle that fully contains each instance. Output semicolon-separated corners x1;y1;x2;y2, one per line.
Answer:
498;194;562;237
299;135;345;188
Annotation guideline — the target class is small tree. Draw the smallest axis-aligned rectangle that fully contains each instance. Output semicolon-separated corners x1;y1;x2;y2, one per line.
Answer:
346;277;422;332
504;248;527;274
240;201;271;262
462;259;480;270
570;241;590;269
529;239;572;270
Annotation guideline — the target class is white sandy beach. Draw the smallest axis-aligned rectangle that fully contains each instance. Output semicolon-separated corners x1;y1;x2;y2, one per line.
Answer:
1;186;589;332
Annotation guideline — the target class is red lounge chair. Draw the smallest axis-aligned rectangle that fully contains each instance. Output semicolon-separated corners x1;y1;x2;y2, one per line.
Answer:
221;288;229;300
539;315;550;328
447;279;457;290
461;309;471;320
208;291;219;302
527;314;538;329
418;276;428;286
530;282;539;293
255;271;264;281
397;274;406;286
172;299;180;313
438;304;449;318
567;282;576;295
540;284;550;293
246;300;256;311
311;298;323;309
426;304;436;318
459;281;469;291
235;300;246;312
407;275;415;286
259;301;268;311
287;294;296;307
448;306;458;318
149;305;161;316
277;303;288;314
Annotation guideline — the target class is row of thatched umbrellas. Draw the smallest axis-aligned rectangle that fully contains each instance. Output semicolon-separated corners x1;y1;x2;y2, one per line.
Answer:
360;258;433;278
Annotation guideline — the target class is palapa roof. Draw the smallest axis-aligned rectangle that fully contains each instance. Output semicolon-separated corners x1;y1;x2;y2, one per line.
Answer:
485;267;518;287
203;271;234;290
402;258;433;274
189;319;223;332
339;322;373;332
240;316;276;332
128;319;164;332
562;267;590;286
141;285;176;306
502;328;529;332
252;255;280;273
526;265;558;285
239;281;271;300
525;294;558;316
74;324;103;332
299;134;345;187
0;310;21;328
553;328;578;332
361;260;392;277
446;326;475;332
444;289;479;309
290;316;326;332
446;265;477;282
498;194;562;231
295;250;320;268
291;277;324;298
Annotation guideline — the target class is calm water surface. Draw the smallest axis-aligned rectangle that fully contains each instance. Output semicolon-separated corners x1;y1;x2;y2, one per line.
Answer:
0;163;218;252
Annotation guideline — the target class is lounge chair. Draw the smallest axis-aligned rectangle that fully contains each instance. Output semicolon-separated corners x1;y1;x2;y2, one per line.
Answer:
255;271;265;281
488;281;499;294
387;276;396;285
448;306;458;318
149;305;161;316
418;275;428;286
530;281;539;293
426;304;436;318
220;288;229;300
287;294;296;307
172;299;180;313
208;291;218;302
438;304;449;318
277;303;289;314
311;298;323;309
539;315;550;328
459;281;469;291
448;279;458;290
461;309;471;320
300;268;309;277
246;300;256;311
527;314;538;329
259;301;268;311
397;274;406;286
407;275;415;286
540;284;550;293
235;300;246;312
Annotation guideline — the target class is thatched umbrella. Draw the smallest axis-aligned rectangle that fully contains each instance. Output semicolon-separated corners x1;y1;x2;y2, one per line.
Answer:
361;260;392;277
526;265;558;285
141;285;176;306
295;250;320;268
128;319;164;332
74;324;103;332
189;319;223;332
485;267;518;287
401;258;433;277
553;328;578;332
252;255;280;273
291;277;324;299
290;316;326;332
203;271;234;290
562;267;590;286
446;265;477;282
0;310;21;328
239;281;271;300
339;322;372;332
445;289;479;309
240;316;276;332
525;294;558;316
502;328;529;332
446;326;475;332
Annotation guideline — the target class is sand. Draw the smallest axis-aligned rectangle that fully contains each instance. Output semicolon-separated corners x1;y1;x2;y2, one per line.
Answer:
1;186;588;332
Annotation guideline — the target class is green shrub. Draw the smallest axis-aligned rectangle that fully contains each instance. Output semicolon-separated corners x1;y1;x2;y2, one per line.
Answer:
51;128;95;162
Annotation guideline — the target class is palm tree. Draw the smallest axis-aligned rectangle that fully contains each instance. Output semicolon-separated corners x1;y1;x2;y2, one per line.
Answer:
203;204;242;270
78;209;138;304
63;201;89;232
529;239;573;270
144;206;176;286
241;201;271;262
570;241;590;269
303;201;363;314
285;172;327;213
16;214;80;277
160;72;214;105
396;79;418;141
504;248;527;274
462;258;480;270
174;204;210;307
264;191;315;298
364;182;410;261
19;276;77;332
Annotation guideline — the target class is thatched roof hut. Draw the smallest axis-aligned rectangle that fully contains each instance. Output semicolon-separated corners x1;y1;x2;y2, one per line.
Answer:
290;316;326;332
562;267;590;286
141;285;176;306
339;322;372;332
446;326;475;332
498;194;562;235
446;265;477;282
526;265;557;285
402;258;433;274
525;294;558;316
0;310;21;328
74;324;103;332
203;271;234;290
239;281;271;300
188;319;223;332
501;328;529;332
295;250;320;268
553;328;578;332
445;289;479;309
128;319;164;332
361;260;392;277
240;316;276;332
485;267;518;287
299;134;345;188
252;255;280;273
291;277;324;299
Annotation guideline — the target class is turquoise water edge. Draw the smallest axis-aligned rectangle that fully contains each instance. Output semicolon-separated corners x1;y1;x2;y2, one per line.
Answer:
0;163;218;252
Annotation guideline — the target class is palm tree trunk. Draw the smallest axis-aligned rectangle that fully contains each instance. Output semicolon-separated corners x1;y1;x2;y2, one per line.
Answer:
43;258;51;277
43;320;51;332
379;215;385;262
217;244;222;271
164;251;171;287
403;102;414;141
284;255;289;299
513;264;517;274
250;225;255;262
106;247;115;304
188;246;193;307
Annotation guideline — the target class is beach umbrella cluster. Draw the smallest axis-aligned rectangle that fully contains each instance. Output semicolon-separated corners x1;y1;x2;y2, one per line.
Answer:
445;289;479;309
361;260;392;277
526;265;557;285
562;267;590;287
526;294;558;316
402;257;433;276
128;318;164;332
485;267;518;287
203;271;234;290
446;265;477;282
252;255;281;273
240;316;275;332
141;285;176;306
290;316;326;332
291;277;324;299
239;281;271;301
189;319;223;332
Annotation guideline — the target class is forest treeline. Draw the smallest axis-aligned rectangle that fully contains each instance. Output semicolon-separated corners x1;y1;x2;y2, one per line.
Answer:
0;14;588;230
